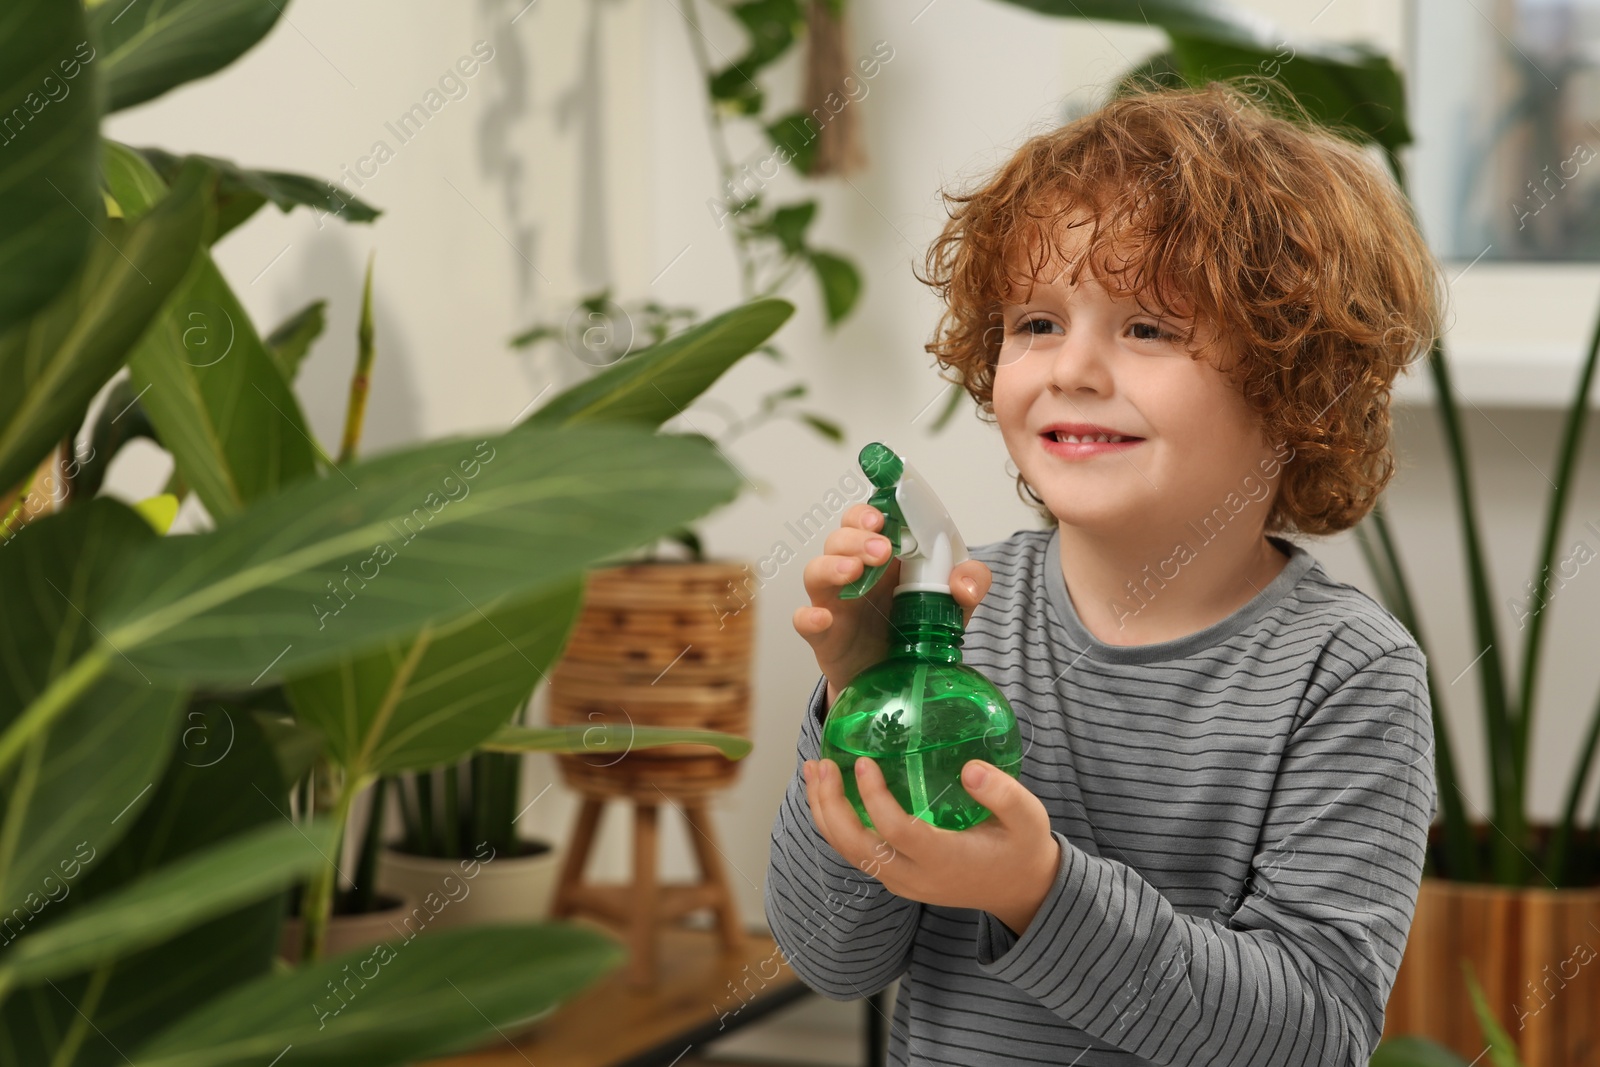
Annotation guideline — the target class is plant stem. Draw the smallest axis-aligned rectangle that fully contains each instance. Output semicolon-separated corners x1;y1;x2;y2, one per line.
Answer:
337;251;377;466
1547;682;1600;884
1355;508;1477;879
1521;275;1600;867
47;961;113;1067
681;0;758;298
0;645;112;778
299;767;364;962
1387;147;1525;884
1425;337;1526;882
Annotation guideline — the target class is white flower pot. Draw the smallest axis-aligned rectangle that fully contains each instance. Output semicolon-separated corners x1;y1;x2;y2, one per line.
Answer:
376;839;560;932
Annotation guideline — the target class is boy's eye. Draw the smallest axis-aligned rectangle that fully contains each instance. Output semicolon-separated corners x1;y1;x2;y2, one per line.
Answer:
1016;316;1061;335
1129;322;1176;342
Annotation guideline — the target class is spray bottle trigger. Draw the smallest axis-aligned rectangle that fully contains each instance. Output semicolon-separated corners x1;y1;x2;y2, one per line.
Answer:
839;490;902;600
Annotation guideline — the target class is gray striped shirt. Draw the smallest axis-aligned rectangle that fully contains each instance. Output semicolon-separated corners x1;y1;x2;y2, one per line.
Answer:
765;525;1436;1066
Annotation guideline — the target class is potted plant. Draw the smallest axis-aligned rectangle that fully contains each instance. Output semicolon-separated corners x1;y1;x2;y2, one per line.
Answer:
377;747;565;930
0;1;781;1061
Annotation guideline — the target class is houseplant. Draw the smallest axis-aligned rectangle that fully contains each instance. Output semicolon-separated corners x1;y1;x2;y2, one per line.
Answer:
0;1;782;1063
978;1;1600;1063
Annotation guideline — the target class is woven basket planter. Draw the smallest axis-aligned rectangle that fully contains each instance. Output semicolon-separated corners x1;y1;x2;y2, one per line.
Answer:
547;560;754;801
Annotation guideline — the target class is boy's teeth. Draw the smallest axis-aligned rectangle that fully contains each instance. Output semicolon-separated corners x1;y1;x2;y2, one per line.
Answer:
1051;432;1128;443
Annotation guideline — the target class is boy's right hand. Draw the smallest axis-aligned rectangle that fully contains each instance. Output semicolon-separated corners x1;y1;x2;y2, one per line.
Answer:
793;503;992;709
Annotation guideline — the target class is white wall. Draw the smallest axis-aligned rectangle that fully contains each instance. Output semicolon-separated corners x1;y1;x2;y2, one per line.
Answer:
100;0;1600;1047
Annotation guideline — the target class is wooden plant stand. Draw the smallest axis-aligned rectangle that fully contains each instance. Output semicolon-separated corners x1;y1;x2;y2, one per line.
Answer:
550;784;745;988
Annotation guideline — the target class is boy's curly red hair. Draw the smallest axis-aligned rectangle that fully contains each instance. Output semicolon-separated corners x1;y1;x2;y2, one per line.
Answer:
915;80;1445;536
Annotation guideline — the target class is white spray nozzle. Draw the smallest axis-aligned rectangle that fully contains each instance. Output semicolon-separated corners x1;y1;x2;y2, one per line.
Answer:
893;456;969;596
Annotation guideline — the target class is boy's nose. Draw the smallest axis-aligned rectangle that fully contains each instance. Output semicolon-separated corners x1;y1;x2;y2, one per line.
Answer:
1046;329;1113;395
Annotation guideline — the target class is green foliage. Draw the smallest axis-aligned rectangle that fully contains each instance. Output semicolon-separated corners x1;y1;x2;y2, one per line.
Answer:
523;298;793;428
706;0;806;115
0;2;778;1061
0;0;100;336
807;249;861;326
998;0;1411;150
285;579;588;777
132;145;382;241
90;0;286;112
133;924;625;1067
0;160;209;504
0;501;182;922
263;299;328;382
1462;961;1526;1067
1369;1037;1473;1067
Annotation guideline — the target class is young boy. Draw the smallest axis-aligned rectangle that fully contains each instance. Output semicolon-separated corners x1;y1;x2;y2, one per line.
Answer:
766;82;1441;1067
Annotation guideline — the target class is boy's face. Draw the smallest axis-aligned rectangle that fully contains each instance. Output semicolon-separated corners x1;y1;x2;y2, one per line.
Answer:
990;220;1280;543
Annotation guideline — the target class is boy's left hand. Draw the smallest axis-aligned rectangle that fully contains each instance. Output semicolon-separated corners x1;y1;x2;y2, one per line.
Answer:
802;755;1061;937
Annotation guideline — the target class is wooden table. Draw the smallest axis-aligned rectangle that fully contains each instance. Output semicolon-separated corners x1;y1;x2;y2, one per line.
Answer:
424;924;832;1067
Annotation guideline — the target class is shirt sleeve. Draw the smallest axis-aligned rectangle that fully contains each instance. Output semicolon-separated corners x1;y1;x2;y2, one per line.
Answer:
765;673;923;1001
971;643;1436;1067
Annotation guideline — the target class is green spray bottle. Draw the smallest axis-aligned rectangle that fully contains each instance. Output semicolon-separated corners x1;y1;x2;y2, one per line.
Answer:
820;442;1023;831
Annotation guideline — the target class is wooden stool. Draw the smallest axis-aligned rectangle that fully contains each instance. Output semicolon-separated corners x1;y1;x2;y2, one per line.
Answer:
549;787;745;987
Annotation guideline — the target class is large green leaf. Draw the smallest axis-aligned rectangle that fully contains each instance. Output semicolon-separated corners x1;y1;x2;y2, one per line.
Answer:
0;0;101;336
0;701;308;1066
0;818;334;992
0;426;740;774
286;577;586;776
1166;35;1410;152
482;724;753;761
0;158;209;500
94;423;740;686
90;0;285;113
524;298;793;429
133;146;381;242
133;924;625;1067
127;252;321;518
0;500;184;921
108;145;318;519
993;0;1412;150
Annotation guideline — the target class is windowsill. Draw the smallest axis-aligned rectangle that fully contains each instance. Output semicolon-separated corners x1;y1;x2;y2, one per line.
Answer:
1390;262;1600;409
